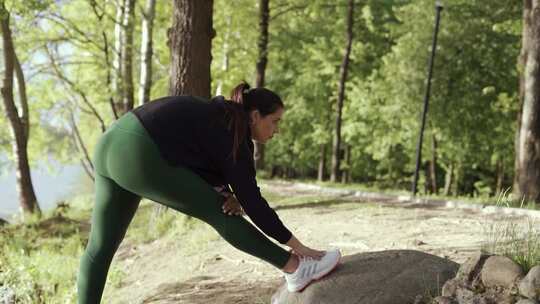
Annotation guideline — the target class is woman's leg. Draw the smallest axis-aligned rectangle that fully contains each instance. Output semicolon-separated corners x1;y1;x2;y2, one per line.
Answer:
107;113;292;269
77;173;140;304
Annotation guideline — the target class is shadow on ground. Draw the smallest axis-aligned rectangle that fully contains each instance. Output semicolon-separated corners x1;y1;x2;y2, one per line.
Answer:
141;276;281;304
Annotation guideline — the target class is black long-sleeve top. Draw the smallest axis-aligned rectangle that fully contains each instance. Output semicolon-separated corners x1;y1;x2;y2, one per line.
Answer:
131;95;292;244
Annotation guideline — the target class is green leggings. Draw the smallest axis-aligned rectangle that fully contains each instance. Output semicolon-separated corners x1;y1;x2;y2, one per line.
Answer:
77;112;291;303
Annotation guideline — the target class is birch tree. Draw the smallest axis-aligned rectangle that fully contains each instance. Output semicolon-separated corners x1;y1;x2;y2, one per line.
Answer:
0;1;40;216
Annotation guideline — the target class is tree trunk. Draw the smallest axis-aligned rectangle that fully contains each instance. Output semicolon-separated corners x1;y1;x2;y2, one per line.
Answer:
0;4;41;216
138;0;156;106
452;164;461;196
168;0;214;97
330;0;354;182
515;0;529;195
113;0;125;113
159;0;213;216
121;0;136;112
443;162;453;196
341;144;351;183
253;0;270;170
516;0;540;204
430;132;438;194
318;144;326;182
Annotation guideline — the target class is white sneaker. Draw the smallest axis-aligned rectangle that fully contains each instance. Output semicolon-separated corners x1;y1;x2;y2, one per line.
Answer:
284;249;341;292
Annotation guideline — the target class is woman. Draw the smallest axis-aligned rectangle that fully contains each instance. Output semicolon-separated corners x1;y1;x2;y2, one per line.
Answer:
77;82;341;303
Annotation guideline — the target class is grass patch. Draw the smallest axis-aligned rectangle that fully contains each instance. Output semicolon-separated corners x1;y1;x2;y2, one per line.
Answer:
481;188;540;272
482;217;540;273
0;197;91;303
0;196;216;303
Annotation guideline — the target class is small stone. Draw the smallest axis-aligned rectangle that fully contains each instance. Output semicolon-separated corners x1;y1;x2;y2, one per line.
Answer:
519;265;540;300
481;256;524;289
455;251;489;284
442;279;458;297
455;287;475;304
432;296;456;304
413;294;426;304
414;239;427;246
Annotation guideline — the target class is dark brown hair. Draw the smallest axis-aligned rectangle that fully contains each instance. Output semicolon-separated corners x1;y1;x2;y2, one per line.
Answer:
224;81;284;161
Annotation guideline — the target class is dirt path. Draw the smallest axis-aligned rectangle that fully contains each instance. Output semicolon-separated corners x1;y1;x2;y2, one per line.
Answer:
105;180;531;304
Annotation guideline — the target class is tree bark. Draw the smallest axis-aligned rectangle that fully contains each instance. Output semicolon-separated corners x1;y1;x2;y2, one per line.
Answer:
139;0;156;106
341;144;351;183
254;0;270;170
113;0;125;112
0;4;41;216
330;0;354;182
318;144;326;181
121;0;136;112
443;162;453;196
516;0;540;204
452;164;461;196
168;0;214;97
430;132;438;194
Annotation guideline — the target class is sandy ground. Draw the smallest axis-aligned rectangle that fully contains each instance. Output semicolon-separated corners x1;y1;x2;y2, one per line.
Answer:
104;180;533;304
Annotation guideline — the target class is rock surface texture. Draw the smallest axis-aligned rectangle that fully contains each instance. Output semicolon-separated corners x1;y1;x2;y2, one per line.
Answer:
271;250;459;304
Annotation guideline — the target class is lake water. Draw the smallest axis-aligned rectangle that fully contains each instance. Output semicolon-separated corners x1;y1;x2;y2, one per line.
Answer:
0;163;93;222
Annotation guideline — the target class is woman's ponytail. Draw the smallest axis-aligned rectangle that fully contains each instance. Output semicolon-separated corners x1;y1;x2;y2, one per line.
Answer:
225;82;250;162
230;82;251;107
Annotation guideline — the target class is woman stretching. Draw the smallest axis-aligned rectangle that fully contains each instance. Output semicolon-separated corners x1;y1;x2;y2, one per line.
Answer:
77;82;341;303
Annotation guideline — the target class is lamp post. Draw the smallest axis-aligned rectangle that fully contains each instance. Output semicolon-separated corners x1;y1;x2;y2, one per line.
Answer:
411;1;443;196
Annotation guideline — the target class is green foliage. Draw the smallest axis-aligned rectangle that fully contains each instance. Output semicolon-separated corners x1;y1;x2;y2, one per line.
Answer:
0;0;527;205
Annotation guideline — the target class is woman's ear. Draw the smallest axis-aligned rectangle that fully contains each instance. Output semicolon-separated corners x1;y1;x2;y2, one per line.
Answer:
249;110;261;125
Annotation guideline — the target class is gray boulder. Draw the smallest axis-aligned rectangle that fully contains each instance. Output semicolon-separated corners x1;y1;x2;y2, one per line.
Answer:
271;250;459;304
481;256;524;289
519;266;540;300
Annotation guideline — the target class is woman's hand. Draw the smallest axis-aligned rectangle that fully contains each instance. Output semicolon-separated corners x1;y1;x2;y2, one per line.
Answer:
286;236;325;260
221;192;244;216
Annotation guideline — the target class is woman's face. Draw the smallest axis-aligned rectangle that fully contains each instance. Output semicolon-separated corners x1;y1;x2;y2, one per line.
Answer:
249;107;284;144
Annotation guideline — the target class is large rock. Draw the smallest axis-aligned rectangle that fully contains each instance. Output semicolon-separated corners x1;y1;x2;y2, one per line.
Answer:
519;265;540;300
271;250;459;304
481;256;524;289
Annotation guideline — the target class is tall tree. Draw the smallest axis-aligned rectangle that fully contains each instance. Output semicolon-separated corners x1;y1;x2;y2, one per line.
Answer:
122;0;135;112
121;0;136;112
169;0;214;97
254;0;270;170
113;0;125;117
516;0;540;203
330;0;354;182
139;0;156;106
0;1;41;216
112;0;136;115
